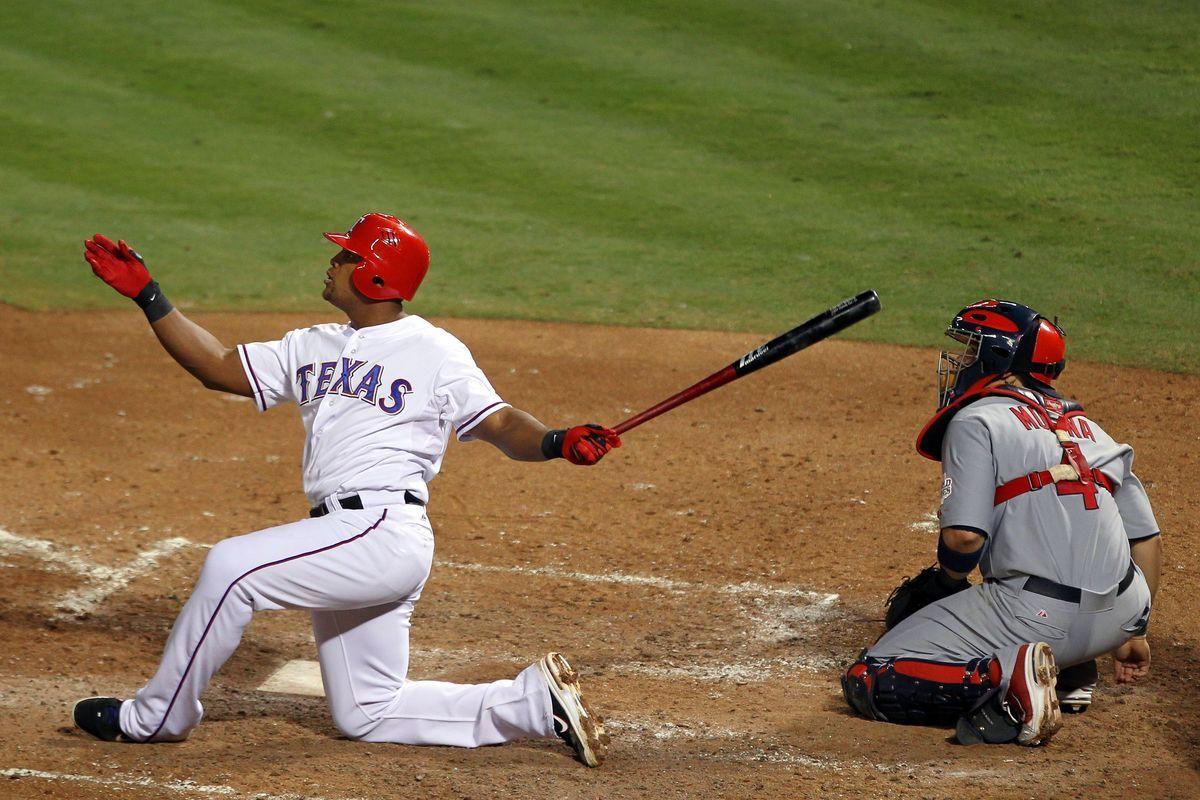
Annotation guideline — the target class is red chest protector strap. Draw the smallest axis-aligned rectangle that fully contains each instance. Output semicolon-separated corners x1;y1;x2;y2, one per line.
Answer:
992;410;1114;508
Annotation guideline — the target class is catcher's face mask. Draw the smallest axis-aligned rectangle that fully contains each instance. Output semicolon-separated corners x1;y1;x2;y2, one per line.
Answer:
936;329;981;408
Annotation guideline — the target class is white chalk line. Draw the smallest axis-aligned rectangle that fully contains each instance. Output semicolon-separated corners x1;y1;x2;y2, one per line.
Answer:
0;527;835;606
440;559;841;644
622;655;840;682
0;527;839;632
258;640;840;697
0;527;197;620
441;558;838;603
0;768;363;800
908;511;939;533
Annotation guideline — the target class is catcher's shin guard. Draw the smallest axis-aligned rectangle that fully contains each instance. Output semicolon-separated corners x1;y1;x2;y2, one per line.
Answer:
842;652;1000;726
957;642;1061;746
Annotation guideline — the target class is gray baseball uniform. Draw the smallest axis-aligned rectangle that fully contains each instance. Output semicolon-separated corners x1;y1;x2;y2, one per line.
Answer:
869;388;1155;688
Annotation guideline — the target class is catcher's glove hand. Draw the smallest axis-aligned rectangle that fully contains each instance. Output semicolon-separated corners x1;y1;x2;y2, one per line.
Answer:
883;565;969;630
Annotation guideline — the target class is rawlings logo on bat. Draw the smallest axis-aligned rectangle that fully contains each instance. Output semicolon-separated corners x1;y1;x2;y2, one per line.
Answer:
738;345;768;369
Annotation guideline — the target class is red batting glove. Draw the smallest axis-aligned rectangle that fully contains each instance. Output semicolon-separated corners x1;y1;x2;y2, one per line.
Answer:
560;424;622;466
84;234;152;298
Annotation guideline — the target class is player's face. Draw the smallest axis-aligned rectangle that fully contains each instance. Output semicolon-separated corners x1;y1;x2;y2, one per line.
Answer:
936;330;982;407
323;249;364;308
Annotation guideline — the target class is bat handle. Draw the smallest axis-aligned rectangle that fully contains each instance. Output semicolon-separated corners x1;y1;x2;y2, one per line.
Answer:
611;366;737;436
613;417;642;436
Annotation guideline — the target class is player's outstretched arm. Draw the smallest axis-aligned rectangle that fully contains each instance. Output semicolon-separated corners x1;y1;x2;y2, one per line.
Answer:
470;408;621;465
145;310;252;396
84;235;252;396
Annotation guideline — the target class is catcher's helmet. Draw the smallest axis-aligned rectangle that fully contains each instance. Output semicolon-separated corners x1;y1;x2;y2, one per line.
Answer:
324;213;430;301
937;299;1066;408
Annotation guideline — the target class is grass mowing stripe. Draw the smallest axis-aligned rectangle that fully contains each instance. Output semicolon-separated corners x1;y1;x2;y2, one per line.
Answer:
0;1;1195;370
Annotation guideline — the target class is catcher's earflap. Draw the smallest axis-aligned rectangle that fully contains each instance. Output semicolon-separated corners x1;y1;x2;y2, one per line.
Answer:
1014;315;1067;386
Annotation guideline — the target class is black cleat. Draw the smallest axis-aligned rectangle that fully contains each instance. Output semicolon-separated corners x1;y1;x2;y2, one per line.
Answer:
73;697;131;742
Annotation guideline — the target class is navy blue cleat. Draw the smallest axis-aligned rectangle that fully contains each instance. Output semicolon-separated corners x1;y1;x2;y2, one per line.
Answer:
73;697;131;742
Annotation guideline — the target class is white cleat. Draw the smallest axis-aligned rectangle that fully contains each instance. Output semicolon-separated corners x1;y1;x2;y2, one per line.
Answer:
1057;683;1095;714
538;652;608;767
1005;642;1063;746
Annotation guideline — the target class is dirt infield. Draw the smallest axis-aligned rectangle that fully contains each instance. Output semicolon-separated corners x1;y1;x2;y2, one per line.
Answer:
1;307;1197;800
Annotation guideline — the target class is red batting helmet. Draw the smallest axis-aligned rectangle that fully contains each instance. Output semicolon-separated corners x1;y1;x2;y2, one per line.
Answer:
324;213;430;301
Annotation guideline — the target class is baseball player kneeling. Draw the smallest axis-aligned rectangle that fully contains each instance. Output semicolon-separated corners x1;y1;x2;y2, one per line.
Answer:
74;214;616;766
841;300;1161;746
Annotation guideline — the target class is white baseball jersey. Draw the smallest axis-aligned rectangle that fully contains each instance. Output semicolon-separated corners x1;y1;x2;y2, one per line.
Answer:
119;313;555;746
236;315;509;505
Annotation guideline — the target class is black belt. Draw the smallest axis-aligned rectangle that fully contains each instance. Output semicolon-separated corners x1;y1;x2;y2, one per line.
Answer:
309;491;425;518
1021;562;1136;604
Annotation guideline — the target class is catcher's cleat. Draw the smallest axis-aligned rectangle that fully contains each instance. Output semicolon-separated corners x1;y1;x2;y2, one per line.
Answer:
1005;642;1062;746
1057;684;1095;714
1056;658;1098;714
538;652;608;767
73;697;132;742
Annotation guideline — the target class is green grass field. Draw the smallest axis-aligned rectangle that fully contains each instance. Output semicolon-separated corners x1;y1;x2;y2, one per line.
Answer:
1;1;1197;370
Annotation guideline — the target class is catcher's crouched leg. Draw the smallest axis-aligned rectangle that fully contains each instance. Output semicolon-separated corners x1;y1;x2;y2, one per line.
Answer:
841;650;1000;726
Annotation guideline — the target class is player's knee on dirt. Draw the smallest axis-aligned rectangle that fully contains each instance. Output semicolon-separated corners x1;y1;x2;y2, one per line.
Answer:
842;653;999;726
328;705;373;741
841;657;885;721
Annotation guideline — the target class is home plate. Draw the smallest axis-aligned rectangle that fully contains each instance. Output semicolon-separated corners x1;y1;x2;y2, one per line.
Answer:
259;659;325;696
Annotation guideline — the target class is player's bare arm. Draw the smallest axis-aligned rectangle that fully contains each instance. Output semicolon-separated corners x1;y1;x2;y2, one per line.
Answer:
1111;534;1162;683
470;407;621;465
1130;534;1162;600
83;234;251;396
147;312;252;395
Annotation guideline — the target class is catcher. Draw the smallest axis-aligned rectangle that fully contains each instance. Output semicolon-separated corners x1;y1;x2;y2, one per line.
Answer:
842;300;1162;745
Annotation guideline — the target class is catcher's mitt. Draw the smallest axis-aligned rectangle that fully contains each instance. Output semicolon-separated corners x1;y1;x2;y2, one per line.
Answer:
884;565;970;630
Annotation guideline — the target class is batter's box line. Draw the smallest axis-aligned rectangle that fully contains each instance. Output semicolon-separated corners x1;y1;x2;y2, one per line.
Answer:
0;768;364;800
440;559;839;603
439;559;841;643
0;527;200;620
0;526;839;637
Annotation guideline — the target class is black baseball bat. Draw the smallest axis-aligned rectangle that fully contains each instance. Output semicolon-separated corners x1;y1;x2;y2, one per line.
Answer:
613;290;882;435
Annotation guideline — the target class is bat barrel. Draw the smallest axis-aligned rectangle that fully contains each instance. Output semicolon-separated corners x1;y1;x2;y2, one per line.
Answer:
732;289;881;377
613;289;881;435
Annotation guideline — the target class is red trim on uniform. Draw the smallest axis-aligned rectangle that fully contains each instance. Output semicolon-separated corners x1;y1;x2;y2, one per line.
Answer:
847;663;868;679
146;510;389;741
